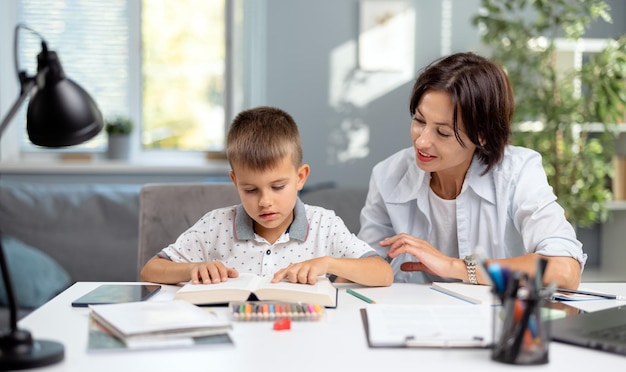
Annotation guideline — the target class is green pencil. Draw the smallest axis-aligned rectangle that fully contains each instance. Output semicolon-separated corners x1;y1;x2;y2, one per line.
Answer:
346;288;376;304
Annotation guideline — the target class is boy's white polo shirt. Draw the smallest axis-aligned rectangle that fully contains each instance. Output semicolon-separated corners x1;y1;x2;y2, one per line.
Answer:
158;198;377;277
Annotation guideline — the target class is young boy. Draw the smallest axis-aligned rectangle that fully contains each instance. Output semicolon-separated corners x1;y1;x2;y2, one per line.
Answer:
140;106;393;287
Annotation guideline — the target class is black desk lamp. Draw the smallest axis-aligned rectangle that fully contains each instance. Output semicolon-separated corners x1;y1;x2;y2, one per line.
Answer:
0;25;103;370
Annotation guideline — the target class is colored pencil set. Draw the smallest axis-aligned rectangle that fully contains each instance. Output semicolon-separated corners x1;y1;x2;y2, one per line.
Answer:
229;301;325;321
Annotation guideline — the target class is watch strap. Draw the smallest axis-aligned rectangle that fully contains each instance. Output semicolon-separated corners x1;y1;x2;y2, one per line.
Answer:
464;254;478;285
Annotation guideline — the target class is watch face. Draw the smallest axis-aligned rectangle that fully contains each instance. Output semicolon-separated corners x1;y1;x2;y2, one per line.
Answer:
464;255;476;264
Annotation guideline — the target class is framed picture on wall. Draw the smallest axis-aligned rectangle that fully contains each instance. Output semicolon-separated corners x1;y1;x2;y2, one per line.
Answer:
358;0;414;72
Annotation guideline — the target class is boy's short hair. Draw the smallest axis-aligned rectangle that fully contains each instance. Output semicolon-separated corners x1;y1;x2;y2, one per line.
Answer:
227;106;303;171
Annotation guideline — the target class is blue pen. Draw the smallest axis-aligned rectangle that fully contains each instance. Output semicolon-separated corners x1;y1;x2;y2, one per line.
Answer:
526;257;548;339
500;266;511;288
505;270;522;298
487;262;506;294
528;317;538;338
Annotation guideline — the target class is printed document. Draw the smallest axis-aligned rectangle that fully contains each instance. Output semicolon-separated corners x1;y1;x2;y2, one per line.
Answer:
364;304;493;348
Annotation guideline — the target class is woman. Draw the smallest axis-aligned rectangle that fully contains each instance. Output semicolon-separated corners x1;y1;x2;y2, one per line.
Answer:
358;52;586;290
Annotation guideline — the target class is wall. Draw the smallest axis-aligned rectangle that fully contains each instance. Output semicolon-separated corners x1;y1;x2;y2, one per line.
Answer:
2;0;624;188
263;0;483;188
262;0;625;188
1;1;625;272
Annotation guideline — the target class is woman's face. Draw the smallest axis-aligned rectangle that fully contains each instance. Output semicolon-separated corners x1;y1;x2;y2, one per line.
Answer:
410;89;476;176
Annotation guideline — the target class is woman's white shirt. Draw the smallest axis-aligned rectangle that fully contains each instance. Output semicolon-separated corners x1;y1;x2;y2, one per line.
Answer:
358;145;586;283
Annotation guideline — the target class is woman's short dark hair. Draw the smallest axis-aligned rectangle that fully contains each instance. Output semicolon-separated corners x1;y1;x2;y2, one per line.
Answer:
409;52;514;172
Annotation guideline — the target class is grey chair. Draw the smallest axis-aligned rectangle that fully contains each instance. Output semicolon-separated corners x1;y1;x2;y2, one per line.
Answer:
298;187;367;233
136;182;240;278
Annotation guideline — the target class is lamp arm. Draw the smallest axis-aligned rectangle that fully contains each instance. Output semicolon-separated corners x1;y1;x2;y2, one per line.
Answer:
0;239;20;332
0;75;40;139
0;66;64;369
0;26;66;370
0;65;46;342
1;23;48;137
0;73;41;337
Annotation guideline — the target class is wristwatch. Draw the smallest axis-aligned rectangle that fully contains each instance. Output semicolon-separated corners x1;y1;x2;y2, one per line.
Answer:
463;254;479;285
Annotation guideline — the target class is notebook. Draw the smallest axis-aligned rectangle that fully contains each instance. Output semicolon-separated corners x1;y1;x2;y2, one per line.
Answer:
550;305;626;355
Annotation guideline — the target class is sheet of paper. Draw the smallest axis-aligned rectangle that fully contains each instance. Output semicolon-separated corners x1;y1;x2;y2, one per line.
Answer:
365;304;493;348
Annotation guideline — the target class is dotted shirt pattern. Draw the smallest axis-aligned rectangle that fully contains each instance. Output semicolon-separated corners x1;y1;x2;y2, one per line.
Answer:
157;198;377;277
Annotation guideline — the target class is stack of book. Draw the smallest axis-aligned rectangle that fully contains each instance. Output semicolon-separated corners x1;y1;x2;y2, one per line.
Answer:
88;299;232;351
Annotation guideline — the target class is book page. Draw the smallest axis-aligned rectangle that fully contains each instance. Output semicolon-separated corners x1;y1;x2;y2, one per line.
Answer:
175;274;337;306
173;274;263;304
365;304;492;348
254;276;337;307
176;273;261;293
256;276;329;293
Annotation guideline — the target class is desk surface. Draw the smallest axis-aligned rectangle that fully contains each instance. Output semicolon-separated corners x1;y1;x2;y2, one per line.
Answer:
17;282;626;371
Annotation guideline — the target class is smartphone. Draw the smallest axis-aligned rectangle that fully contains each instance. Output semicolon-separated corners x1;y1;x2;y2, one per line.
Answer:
71;284;162;307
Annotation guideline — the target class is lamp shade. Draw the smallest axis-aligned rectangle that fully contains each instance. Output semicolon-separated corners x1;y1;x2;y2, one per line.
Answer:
26;49;103;147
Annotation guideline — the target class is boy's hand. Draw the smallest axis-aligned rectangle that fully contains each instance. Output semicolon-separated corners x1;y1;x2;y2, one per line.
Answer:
191;261;239;284
271;257;329;284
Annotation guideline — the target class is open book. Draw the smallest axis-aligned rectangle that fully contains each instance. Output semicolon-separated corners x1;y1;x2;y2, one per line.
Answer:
174;273;338;307
88;299;232;349
363;304;493;348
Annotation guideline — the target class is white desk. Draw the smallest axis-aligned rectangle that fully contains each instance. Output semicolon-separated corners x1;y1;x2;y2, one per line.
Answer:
16;282;626;371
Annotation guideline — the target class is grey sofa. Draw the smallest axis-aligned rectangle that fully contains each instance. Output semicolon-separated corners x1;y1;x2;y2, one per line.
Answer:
0;181;368;327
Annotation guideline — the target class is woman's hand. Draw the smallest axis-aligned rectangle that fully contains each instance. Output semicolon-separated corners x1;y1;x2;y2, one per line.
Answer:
382;233;459;277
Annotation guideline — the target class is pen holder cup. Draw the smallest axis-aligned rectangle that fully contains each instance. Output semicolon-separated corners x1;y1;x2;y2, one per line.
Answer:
492;294;549;365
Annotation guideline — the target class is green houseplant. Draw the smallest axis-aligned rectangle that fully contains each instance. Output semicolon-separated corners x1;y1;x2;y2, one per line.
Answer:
105;116;134;160
472;0;626;228
105;116;133;136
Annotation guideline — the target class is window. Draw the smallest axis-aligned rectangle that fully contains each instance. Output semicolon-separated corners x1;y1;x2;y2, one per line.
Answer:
142;0;226;151
16;0;129;152
8;0;230;157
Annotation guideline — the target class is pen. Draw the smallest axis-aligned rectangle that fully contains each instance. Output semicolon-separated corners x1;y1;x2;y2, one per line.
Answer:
554;288;626;300
486;262;506;295
346;288;376;304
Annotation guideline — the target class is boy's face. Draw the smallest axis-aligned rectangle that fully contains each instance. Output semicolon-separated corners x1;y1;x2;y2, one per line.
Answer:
229;155;310;242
